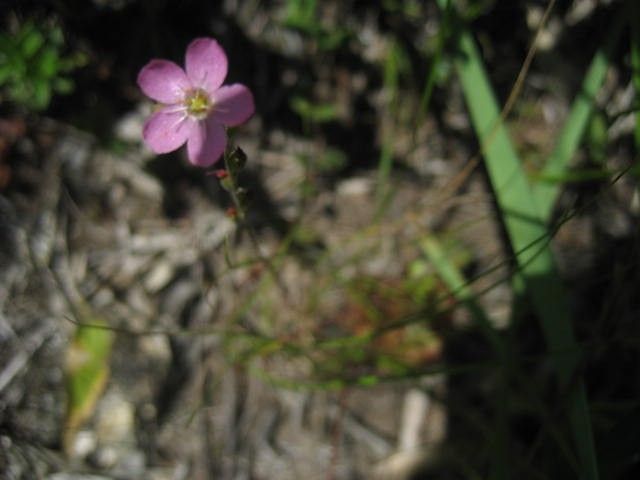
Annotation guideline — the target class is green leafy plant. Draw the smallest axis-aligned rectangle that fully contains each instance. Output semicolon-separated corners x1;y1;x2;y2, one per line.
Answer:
0;20;85;111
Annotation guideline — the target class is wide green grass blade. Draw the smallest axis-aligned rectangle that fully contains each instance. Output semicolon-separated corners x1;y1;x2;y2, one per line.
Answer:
435;1;598;478
533;6;627;221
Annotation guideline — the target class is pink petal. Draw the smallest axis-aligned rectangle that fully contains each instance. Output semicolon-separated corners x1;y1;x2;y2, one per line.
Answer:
211;84;255;127
185;38;228;94
137;60;191;104
187;119;227;167
142;107;195;154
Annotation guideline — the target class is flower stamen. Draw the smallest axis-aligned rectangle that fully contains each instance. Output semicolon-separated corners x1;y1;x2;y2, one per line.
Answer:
184;88;212;119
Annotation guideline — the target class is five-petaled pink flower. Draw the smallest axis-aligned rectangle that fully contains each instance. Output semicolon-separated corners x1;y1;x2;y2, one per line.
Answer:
137;38;254;167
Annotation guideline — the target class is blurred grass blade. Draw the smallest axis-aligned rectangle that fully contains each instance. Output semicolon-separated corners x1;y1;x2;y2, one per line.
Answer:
533;5;627;221
534;166;628;184
418;0;452;120
376;39;408;212
435;1;599;478
421;235;509;479
63;313;114;455
420;236;502;354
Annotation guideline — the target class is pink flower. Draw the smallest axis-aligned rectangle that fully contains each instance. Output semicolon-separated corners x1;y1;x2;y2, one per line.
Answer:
137;38;254;167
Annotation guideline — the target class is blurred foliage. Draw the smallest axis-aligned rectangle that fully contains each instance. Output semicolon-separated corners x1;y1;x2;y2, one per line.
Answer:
282;0;351;51
586;111;609;166
290;95;339;125
382;38;411;108
315;274;444;381
0;20;86;111
381;0;423;19
453;0;498;20
63;314;114;455
317;146;347;173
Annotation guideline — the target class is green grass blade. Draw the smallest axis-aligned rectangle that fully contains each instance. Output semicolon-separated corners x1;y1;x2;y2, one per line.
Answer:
421;235;510;480
435;2;599;478
417;0;453;123
533;6;627;221
376;39;408;212
420;236;503;354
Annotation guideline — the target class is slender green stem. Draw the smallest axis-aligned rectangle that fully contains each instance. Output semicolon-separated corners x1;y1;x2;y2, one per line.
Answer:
222;150;290;299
